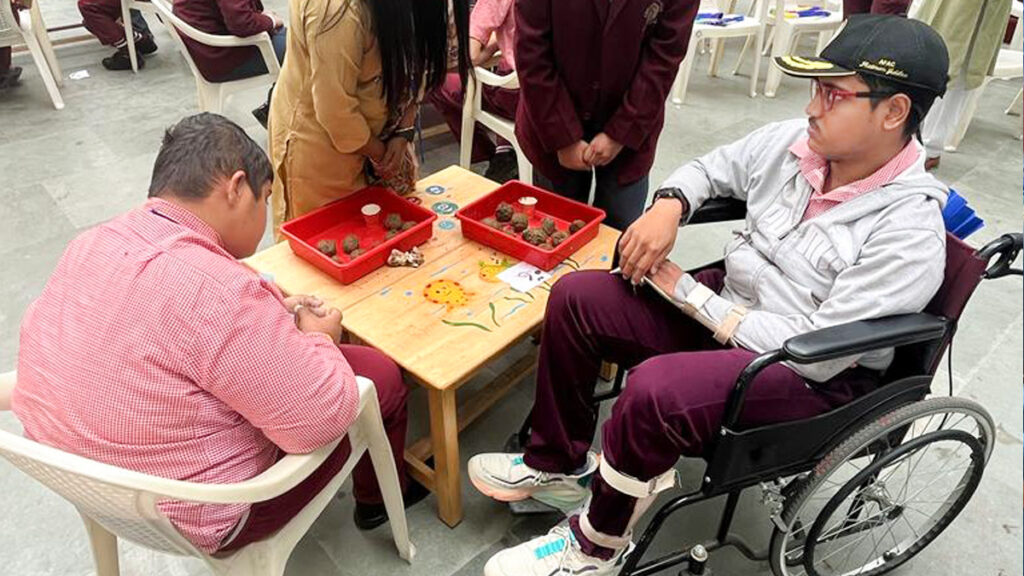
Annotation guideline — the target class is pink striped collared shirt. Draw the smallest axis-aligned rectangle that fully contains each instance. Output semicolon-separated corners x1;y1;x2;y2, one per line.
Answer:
791;137;921;221
13;198;359;553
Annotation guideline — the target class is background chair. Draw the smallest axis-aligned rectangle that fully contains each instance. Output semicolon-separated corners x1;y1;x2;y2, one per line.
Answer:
671;0;770;105
0;372;414;576
120;0;156;73
458;67;533;185
149;0;279;113
0;0;63;109
763;0;845;98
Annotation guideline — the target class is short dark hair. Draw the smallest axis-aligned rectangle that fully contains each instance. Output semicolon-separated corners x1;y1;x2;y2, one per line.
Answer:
148;113;273;199
859;73;937;141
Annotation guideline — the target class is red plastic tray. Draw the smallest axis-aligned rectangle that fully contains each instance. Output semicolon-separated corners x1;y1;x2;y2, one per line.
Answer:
280;187;437;284
455;181;605;271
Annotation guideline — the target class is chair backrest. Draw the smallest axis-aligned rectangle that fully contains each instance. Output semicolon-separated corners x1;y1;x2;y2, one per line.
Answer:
0;1;23;48
0;427;201;556
886;233;989;380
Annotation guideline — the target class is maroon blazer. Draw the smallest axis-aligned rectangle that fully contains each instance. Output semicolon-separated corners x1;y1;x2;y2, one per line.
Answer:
514;0;699;186
173;0;274;82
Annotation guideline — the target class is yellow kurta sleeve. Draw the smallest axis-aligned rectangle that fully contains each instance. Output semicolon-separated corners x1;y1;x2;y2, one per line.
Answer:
305;2;373;154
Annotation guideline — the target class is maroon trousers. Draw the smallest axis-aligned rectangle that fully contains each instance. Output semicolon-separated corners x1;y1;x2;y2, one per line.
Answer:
218;345;409;553
842;0;912;16
525;270;879;545
77;0;150;47
427;70;520;164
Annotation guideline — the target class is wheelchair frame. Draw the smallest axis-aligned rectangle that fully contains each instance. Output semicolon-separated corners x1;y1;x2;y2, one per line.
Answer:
513;198;1022;576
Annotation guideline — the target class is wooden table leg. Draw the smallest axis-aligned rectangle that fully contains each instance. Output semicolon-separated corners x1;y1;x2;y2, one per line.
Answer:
428;387;462;527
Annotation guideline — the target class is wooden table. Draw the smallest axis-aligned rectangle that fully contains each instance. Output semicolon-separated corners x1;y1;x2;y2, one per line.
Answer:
246;166;619;527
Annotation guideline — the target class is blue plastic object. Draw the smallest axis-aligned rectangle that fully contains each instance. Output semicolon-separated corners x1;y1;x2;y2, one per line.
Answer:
942;188;984;240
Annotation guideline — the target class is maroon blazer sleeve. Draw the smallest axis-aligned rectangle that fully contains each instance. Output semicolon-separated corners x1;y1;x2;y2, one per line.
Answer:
514;0;584;153
216;0;275;38
603;0;699;150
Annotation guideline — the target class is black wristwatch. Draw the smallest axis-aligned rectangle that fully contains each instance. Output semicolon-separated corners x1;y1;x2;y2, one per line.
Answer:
394;127;416;143
651;187;689;223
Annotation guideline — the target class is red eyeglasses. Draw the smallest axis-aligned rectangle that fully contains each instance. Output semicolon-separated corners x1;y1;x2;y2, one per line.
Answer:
810;79;895;112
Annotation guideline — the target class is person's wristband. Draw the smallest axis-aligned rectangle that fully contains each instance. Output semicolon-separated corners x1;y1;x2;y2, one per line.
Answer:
394;127;416;143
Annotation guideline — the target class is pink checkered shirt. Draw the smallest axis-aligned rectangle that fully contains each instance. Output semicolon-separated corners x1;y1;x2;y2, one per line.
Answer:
13;198;359;553
791;137;920;222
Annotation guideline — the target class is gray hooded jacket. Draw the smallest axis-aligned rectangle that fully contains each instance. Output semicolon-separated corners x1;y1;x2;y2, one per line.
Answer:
664;119;948;382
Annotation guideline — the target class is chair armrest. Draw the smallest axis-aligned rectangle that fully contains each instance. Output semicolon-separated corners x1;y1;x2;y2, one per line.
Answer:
686;197;747;225
782;314;950;364
0;376;376;505
720;313;947;430
474;67;520;90
0;370;14;411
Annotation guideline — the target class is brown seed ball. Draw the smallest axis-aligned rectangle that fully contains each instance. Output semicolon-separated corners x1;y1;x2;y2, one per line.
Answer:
551;231;569;246
511;212;529;232
541;217;556;236
569;219;586;234
481;217;500;229
522;228;547;246
384;213;403;230
317;239;337;256
495;202;515;222
401;221;416;231
342;234;360;254
500;224;517;236
350;248;365;258
331;254;342;263
385;229;399;240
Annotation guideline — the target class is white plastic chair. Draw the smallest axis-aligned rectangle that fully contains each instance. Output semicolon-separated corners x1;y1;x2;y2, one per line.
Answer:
0;371;414;576
149;0;279;113
459;66;533;185
121;0;157;73
671;0;769;105
0;0;63;109
763;0;845;98
945;6;1023;151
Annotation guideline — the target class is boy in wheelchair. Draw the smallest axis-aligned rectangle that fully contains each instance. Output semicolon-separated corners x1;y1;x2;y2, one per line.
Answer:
470;15;956;576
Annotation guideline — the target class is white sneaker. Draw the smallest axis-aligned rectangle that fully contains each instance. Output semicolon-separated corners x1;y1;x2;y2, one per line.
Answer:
484;524;632;576
468;452;598;511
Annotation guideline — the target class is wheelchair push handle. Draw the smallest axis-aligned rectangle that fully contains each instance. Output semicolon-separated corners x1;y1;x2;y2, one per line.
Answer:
978;233;1023;279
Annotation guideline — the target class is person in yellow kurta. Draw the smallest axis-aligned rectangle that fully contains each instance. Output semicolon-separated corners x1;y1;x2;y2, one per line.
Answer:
268;0;470;230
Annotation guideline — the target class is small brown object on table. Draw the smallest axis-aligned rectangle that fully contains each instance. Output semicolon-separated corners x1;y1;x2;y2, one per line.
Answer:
245;166;618;527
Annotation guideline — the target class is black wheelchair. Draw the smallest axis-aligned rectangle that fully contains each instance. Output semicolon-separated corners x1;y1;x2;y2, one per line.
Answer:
510;197;1022;576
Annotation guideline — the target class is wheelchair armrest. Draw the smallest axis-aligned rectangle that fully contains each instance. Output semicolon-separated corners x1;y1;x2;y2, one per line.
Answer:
782;314;950;364
721;313;949;431
686;197;747;225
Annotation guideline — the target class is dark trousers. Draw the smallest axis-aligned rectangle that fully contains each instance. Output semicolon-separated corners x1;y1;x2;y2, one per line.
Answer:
218;344;410;553
1;3;17;75
428;70;520;164
524;269;880;542
219;28;287;82
843;0;912;16
78;0;152;47
537;169;648;232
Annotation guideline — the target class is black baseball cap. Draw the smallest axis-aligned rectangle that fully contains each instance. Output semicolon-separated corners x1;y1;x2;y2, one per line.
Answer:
773;14;950;97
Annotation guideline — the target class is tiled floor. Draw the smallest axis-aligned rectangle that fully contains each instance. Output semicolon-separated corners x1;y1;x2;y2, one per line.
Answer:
1;4;1022;575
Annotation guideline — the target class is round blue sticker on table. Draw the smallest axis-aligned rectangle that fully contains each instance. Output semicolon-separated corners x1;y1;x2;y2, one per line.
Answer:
438;219;456;230
431;201;458;215
426;185;446;195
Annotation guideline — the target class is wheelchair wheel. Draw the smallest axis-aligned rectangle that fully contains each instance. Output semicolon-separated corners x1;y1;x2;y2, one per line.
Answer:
769;397;994;576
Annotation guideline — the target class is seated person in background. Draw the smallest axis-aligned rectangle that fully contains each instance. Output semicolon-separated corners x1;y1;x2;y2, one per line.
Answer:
428;0;520;183
77;0;156;70
12;113;427;555
469;16;951;576
173;0;285;83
